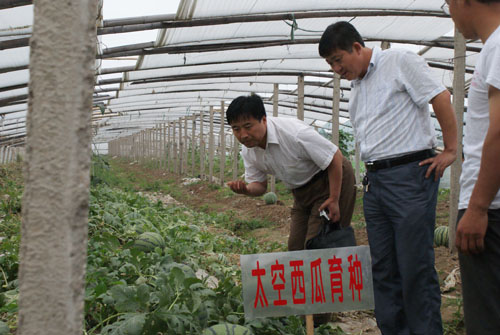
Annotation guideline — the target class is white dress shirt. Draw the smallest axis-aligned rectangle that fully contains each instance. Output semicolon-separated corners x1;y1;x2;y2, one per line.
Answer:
349;47;445;162
242;116;338;189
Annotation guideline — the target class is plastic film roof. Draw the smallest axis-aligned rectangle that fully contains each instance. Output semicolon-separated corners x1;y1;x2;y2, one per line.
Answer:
0;0;476;147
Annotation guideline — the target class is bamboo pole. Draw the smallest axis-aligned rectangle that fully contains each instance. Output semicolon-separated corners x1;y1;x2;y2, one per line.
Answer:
178;119;183;175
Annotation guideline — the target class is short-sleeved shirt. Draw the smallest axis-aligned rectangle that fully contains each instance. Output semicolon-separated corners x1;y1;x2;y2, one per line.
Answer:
242;116;338;189
349;47;446;162
459;25;500;210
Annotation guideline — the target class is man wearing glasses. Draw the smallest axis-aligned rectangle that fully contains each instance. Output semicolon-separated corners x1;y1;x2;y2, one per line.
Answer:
446;1;500;334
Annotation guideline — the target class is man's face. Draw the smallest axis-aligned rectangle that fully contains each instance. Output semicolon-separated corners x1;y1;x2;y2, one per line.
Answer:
324;42;365;80
447;0;477;39
230;115;267;148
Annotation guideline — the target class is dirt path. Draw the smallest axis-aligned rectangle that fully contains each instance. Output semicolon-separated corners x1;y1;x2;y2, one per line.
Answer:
113;160;464;335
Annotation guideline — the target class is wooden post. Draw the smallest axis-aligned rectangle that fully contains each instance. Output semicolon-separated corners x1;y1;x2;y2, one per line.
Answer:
306;315;314;335
271;83;279;193
449;28;466;252
297;75;304;121
162;123;166;168
332;73;341;146
209;106;214;183
219;101;226;186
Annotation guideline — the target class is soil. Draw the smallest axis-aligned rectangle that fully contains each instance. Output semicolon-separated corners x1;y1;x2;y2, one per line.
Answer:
114;160;465;335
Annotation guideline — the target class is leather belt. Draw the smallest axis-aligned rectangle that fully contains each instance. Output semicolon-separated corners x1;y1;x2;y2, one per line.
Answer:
365;149;435;172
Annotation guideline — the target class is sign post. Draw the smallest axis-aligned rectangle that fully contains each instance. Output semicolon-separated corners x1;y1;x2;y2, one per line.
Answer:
241;245;374;332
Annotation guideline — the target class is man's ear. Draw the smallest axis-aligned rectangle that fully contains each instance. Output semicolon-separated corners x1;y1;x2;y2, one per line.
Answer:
352;42;363;55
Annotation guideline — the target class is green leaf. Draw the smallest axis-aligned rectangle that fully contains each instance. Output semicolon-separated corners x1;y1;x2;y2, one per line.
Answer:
0;321;9;335
101;313;146;335
109;284;150;313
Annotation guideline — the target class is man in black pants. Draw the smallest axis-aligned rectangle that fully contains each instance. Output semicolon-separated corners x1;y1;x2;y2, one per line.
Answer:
319;22;458;334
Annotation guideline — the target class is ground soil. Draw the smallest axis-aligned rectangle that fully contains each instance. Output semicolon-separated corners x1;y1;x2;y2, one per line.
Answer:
115;160;465;335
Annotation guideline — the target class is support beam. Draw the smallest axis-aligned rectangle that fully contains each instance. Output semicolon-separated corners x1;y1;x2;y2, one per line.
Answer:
332;73;341;146
17;0;98;334
297;75;304;121
449;28;466;252
270;83;279;193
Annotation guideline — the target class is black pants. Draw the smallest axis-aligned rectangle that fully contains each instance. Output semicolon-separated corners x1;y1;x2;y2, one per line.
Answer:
364;161;442;335
457;209;500;335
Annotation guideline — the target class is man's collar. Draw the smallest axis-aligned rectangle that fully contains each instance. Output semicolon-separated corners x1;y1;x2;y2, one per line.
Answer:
265;117;279;146
352;47;380;87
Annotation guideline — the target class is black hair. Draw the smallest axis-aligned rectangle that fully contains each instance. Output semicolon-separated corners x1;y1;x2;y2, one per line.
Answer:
477;0;500;3
226;94;266;125
318;21;365;58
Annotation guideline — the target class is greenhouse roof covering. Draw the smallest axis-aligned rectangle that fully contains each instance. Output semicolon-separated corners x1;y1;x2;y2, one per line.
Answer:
0;0;476;147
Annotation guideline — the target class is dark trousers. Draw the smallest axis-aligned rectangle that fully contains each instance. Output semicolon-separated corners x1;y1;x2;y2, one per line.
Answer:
457;209;500;335
288;156;356;251
364;161;442;335
289;156;357;326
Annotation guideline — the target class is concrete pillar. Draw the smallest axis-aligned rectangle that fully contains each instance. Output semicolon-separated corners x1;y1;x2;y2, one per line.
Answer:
332;73;341;146
355;142;361;185
297;75;304;121
191;116;196;176
200;111;205;179
184;116;188;174
232;134;239;181
449;28;466;251
208;106;214;183
178;119;183;175
270;83;279;193
17;0;97;334
219;101;225;186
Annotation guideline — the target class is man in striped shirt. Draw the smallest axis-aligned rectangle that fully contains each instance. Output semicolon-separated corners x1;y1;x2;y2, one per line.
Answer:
319;22;458;334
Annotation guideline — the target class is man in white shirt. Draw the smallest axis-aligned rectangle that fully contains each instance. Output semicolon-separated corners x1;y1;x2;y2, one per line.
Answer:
319;22;458;334
226;94;357;324
447;1;500;334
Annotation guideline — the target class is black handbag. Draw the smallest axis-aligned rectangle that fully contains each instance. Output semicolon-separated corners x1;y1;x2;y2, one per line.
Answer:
306;220;357;250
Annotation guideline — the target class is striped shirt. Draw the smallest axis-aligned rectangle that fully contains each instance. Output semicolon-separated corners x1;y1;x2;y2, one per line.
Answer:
349;47;445;162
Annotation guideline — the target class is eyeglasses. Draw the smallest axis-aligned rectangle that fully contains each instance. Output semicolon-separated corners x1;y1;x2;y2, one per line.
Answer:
441;2;450;15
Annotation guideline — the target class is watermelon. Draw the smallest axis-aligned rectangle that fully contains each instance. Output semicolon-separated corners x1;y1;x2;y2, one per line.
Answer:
202;323;253;335
263;192;278;205
133;232;165;252
434;225;449;248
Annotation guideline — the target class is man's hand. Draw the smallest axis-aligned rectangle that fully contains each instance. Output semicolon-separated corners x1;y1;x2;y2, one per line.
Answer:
319;198;340;222
456;208;488;254
227;180;249;195
419;149;457;181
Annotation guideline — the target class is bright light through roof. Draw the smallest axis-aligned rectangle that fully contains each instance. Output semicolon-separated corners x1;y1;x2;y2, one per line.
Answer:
100;0;181;67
